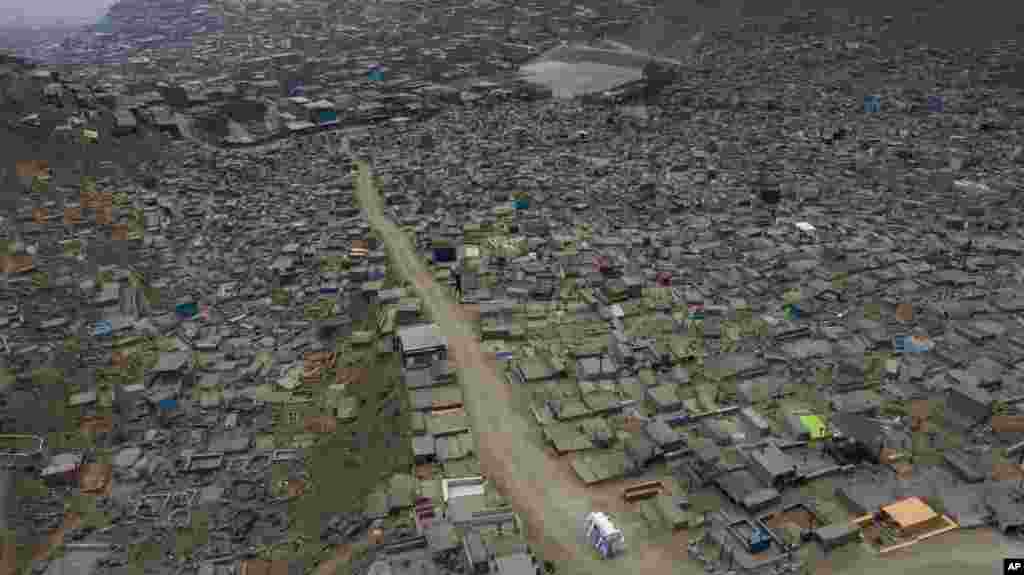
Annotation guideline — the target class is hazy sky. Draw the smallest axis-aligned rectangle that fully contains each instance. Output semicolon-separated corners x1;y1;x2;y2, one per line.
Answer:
0;0;114;27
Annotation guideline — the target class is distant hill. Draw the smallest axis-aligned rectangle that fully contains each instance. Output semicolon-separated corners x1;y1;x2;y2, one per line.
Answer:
1;0;221;64
617;0;1024;88
0;25;80;60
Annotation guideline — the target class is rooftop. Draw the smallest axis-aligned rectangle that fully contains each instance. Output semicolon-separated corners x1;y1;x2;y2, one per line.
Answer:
397;324;448;353
882;497;939;529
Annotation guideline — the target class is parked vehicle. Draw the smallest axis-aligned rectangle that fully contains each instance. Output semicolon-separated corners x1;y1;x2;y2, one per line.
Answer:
583;511;626;559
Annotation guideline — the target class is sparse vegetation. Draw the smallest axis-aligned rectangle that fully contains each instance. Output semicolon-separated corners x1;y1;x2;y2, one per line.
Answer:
48;429;94;450
30;175;49;194
15;477;49;499
720;320;740;353
127;539;163;575
128;270;145;288
31;367;64;387
863;351;889;387
783;288;802;305
319;255;350;274
143;284;162;306
62;336;81;355
881;400;907;417
66;495;111;530
271;287;291;306
831;272;849;291
96;270;113;287
304;298;336;320
289;353;410;541
31;271;48;289
62;240;82;257
910;432;942;465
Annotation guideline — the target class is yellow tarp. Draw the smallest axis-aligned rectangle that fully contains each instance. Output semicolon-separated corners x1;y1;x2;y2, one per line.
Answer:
882;497;938;530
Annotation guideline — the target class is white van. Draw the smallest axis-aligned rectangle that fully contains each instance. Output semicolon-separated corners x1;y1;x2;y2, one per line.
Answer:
583;511;627;559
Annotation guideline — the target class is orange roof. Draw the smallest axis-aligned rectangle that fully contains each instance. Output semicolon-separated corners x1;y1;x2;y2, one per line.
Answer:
79;415;114;435
304;415;337;434
16;160;48;178
240;560;288;575
287;479;305;498
992;415;1024;434
64;207;82;225
1;254;34;274
79;463;112;495
304;351;335;364
882;497;937;529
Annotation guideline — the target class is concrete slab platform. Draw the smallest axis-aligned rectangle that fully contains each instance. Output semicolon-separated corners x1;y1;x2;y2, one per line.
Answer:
515;43;682;100
518;60;642;100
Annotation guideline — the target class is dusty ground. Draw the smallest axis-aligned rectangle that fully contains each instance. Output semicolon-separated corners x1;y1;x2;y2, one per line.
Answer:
765;507;816;531
354;162;683;575
352;158;1022;575
813;527;1014;575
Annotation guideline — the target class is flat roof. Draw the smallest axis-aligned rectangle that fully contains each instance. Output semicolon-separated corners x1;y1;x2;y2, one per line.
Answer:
882;497;938;529
493;553;536;575
397;324;447;353
749;443;797;476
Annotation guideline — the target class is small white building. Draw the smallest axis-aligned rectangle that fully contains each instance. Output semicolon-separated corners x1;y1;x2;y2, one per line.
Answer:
41;451;82;484
396;323;448;368
793;221;817;242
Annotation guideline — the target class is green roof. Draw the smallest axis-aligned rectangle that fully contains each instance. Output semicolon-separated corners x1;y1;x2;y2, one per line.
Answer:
799;414;830;439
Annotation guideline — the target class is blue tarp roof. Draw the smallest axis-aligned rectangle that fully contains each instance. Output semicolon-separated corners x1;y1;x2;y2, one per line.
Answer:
93;320;112;336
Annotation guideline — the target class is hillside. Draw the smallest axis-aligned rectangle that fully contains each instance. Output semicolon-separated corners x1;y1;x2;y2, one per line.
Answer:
0;55;167;216
617;0;1024;88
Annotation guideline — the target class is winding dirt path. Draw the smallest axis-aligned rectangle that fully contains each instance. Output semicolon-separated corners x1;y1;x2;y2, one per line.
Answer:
353;162;675;575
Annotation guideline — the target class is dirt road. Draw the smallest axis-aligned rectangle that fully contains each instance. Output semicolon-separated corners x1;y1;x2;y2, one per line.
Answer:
352;160;1013;575
353;162;682;575
823;528;1012;575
